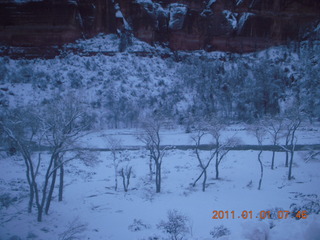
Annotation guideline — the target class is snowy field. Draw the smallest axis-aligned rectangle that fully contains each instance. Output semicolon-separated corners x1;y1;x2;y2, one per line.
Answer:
80;124;320;148
0;128;320;240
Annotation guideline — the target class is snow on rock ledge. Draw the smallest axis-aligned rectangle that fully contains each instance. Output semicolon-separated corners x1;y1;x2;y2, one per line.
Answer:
136;0;168;22
169;3;188;31
207;0;216;8
222;10;255;32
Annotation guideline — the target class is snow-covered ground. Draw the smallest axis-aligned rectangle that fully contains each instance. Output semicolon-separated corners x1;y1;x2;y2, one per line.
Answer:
80;123;320;148
0;130;319;239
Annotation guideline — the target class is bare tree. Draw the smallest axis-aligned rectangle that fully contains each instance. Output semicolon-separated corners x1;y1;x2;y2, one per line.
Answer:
191;131;216;192
120;166;132;192
106;137;132;192
282;119;292;167
304;150;320;163
1;107;41;214
118;150;132;192
1;98;90;222
279;116;301;180
1;108;52;221
138;119;166;193
262;117;283;170
209;120;238;179
106;136;122;191
251;124;266;190
42;98;90;215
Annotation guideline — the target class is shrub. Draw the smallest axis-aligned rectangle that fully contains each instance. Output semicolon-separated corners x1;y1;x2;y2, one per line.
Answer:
128;219;151;232
157;210;189;240
67;71;83;89
0;193;18;209
290;194;320;219
210;225;230;239
58;217;87;240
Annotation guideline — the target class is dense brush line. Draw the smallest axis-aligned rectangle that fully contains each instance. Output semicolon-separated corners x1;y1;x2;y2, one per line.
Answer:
0;42;319;128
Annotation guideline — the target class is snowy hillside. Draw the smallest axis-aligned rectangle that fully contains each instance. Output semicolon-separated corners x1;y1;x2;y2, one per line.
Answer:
1;35;320;128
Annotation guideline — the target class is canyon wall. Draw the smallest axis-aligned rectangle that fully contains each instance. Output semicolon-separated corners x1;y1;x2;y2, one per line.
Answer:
0;0;319;55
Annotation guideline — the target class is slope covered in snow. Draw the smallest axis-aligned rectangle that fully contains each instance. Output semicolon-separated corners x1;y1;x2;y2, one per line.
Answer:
0;35;319;128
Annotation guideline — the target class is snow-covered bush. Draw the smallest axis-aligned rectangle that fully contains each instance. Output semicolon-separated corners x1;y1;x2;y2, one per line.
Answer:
157;210;189;240
290;194;320;219
15;65;34;83
0;193;18;209
128;219;151;232
67;70;83;89
31;70;50;90
140;235;162;240
210;225;230;239
58;217;87;240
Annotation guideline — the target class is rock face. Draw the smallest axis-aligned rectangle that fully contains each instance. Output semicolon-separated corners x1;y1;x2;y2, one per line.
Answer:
0;0;319;54
0;0;116;46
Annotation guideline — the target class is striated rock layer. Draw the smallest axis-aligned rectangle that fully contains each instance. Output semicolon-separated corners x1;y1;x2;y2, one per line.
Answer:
0;0;116;46
0;0;319;55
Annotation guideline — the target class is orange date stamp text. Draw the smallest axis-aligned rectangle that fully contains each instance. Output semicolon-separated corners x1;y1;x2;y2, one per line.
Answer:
212;210;308;220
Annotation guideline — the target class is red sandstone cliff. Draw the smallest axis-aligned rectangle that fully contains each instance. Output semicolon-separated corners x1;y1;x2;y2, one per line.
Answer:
0;0;319;54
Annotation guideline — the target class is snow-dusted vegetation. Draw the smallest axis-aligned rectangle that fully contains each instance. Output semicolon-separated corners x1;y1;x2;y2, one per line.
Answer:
1;37;320;128
0;35;320;239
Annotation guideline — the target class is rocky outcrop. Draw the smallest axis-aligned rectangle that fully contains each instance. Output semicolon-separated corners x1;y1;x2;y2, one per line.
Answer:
0;0;116;47
0;0;319;55
126;0;320;52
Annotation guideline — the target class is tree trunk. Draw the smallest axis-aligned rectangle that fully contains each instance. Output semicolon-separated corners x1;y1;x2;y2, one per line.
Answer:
202;170;207;192
216;151;219;179
28;184;34;213
37;156;55;222
45;168;57;214
158;163;161;192
37;206;43;222
155;165;159;193
156;163;161;193
271;150;275;170
121;169;127;192
288;150;294;180
59;164;64;201
149;156;153;181
24;156;34;213
258;150;263;190
114;165;118;191
215;158;219;179
126;167;131;191
193;169;204;187
285;151;289;167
